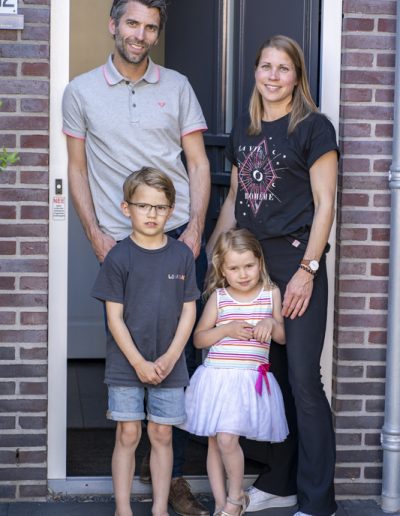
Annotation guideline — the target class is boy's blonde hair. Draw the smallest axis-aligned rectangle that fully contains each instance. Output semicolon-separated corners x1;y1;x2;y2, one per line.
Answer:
205;228;274;299
123;166;176;205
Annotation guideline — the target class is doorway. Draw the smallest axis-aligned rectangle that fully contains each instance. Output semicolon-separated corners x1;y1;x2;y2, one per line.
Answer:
48;0;342;493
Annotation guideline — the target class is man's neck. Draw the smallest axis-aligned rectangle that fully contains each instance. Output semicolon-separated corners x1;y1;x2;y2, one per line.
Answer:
112;53;149;82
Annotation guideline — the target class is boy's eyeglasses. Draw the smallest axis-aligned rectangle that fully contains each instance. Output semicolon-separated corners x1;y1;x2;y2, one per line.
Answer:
125;201;172;215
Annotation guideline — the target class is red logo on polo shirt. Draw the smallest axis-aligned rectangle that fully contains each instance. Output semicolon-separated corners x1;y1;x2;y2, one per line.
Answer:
158;101;166;108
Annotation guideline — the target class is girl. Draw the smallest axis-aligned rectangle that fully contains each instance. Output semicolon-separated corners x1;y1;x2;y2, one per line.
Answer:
183;228;288;516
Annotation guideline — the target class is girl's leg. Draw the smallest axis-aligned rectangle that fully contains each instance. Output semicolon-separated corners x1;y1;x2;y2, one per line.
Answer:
207;436;227;512
112;421;141;516
147;421;173;516
216;433;246;515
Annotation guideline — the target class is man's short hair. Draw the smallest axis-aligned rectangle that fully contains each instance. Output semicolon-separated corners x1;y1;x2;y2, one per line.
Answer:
123;166;176;206
110;0;167;33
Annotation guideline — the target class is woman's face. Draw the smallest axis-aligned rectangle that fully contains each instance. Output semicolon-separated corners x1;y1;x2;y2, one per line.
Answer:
255;47;298;115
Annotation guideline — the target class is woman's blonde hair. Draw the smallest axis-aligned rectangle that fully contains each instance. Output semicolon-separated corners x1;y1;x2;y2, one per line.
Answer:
204;228;274;299
248;34;318;135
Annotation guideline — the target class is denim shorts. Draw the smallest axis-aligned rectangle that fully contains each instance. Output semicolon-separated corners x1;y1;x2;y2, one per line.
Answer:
107;385;186;425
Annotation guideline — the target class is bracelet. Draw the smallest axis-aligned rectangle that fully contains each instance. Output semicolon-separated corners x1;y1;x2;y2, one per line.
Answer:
298;263;316;276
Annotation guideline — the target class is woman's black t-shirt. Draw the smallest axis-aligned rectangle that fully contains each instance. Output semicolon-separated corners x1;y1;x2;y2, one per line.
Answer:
226;112;339;245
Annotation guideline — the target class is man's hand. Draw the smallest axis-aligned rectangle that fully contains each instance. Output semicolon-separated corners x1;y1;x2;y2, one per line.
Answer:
282;268;314;319
92;230;117;263
134;360;162;385
178;223;202;258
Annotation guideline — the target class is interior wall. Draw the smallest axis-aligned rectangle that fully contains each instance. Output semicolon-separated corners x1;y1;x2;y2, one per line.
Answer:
70;0;165;80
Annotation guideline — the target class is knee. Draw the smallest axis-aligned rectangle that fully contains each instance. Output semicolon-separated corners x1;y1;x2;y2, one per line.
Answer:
116;421;141;449
148;422;172;447
216;433;238;454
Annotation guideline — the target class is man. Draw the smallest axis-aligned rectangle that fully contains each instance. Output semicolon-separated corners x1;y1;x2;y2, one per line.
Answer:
62;1;210;514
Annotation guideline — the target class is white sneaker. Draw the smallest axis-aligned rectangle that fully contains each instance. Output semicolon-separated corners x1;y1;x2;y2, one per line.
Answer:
245;486;297;511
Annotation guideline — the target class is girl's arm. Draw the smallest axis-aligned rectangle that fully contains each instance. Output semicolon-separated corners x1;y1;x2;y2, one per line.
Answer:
154;300;197;379
106;301;161;385
194;291;253;349
282;150;338;320
253;287;286;344
206;165;238;258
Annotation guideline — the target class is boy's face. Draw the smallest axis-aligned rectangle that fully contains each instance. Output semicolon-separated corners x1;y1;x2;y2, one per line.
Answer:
121;184;173;240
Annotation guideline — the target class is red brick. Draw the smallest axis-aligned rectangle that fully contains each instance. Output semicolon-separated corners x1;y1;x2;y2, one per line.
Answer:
341;123;371;137
343;18;375;31
341;211;389;225
20;242;49;255
340;193;369;207
20;382;47;395
0;98;17;112
375;88;394;105
377;54;396;68
341;245;389;259
21;312;48;325
0;467;47;481
378;18;396;33
341;158;370;173
21;98;49;113
20;277;48;291
0;170;16;185
371;263;389;276
0;30;17;40
0;364;47;379
338;296;366;309
0;188;47;203
0;224;48;238
0;277;15;290
0;259;47;273
370;297;388;310
0;62;18;76
20;134;49;148
20;171;49;184
341;52;374;67
375;123;393;137
339;278;388;293
0;134;16;147
0;416;16;430
338;262;367;275
338;313;387;327
372;228;390;241
18;152;49;167
21;206;48;220
19;485;47;498
341;88;373;102
21;26;50;41
374;193;390;207
342;141;392;156
339;228;368;241
0;115;48;130
343;34;395;50
21;62;50;77
0;330;47;343
19;416;46;430
369;331;387;344
342;69;394;86
0;206;16;219
0;44;49;59
341;105;393;120
0;312;16;324
344;1;396;16
20;346;47;359
0;294;47;307
342;175;388;190
374;159;391;172
19;8;50;24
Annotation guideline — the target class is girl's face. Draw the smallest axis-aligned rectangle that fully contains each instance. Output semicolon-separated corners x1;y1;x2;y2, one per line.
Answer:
221;250;262;294
255;47;298;114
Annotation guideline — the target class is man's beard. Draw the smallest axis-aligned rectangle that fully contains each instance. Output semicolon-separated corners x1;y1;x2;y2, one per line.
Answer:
114;29;151;65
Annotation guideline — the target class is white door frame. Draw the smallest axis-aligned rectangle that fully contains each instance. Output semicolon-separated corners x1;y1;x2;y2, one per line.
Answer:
47;0;342;491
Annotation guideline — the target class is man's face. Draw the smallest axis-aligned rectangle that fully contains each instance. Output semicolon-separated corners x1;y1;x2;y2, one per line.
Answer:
109;1;160;66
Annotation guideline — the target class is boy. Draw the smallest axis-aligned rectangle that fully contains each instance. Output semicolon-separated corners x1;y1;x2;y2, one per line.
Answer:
92;167;199;516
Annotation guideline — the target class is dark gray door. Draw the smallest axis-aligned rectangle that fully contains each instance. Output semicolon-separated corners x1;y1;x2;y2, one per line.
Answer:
165;0;321;236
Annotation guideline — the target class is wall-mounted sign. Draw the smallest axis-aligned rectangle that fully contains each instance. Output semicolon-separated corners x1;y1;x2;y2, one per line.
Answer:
0;0;24;29
0;0;17;15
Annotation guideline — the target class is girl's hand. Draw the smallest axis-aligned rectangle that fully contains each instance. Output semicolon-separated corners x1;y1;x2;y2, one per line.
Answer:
225;321;254;340
253;319;274;342
282;268;314;319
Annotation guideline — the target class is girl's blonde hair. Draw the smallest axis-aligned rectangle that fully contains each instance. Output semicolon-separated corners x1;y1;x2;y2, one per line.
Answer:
248;34;318;135
205;228;274;299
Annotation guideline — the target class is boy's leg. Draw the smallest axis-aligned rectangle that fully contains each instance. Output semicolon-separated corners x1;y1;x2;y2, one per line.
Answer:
112;421;141;516
207;436;226;511
147;421;173;516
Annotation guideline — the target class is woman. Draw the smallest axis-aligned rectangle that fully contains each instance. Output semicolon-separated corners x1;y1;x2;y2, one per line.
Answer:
207;35;338;516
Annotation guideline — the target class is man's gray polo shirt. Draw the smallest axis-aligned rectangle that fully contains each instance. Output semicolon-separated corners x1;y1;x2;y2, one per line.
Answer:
62;56;207;241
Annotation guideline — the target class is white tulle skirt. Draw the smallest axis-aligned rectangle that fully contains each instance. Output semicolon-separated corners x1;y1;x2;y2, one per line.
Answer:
180;365;289;442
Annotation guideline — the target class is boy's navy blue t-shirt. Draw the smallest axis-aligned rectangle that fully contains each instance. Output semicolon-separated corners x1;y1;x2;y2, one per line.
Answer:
91;236;200;388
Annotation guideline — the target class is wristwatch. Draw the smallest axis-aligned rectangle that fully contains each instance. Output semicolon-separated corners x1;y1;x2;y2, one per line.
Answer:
300;259;319;275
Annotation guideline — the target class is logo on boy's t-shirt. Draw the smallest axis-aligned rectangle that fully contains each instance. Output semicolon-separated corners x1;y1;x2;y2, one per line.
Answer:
168;274;185;280
238;138;283;216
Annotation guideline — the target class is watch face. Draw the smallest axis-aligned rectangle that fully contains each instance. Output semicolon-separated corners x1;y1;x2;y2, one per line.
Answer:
309;260;319;271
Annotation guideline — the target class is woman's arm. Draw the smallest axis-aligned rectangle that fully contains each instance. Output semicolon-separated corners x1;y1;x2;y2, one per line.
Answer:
193;291;253;348
282;150;338;320
206;165;238;258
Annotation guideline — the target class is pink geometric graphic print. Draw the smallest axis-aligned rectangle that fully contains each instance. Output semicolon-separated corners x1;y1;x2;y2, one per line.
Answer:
238;139;279;216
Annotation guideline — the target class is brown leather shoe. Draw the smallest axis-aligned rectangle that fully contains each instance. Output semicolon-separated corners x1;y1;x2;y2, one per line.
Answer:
168;477;209;515
139;451;151;484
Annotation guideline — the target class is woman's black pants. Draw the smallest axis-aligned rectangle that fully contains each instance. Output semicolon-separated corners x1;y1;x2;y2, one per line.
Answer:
256;236;337;516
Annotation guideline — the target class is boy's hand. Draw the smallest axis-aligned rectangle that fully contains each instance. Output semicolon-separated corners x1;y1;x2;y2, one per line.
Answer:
225;321;254;340
253;319;274;342
135;360;162;385
154;352;177;380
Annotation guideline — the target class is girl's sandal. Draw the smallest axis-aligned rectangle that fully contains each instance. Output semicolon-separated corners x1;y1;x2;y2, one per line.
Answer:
218;494;249;516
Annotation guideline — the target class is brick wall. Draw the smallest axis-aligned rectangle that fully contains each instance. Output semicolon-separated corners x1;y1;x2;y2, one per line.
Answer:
0;0;50;500
334;0;395;498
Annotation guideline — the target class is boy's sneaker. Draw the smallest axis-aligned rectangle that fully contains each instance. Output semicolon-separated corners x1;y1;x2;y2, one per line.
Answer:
293;513;336;516
168;477;209;516
246;486;297;511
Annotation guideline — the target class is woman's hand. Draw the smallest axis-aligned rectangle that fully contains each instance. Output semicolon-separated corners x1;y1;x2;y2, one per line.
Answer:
282;268;314;319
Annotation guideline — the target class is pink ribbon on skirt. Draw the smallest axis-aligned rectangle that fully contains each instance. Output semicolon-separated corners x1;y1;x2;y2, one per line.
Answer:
255;363;271;396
